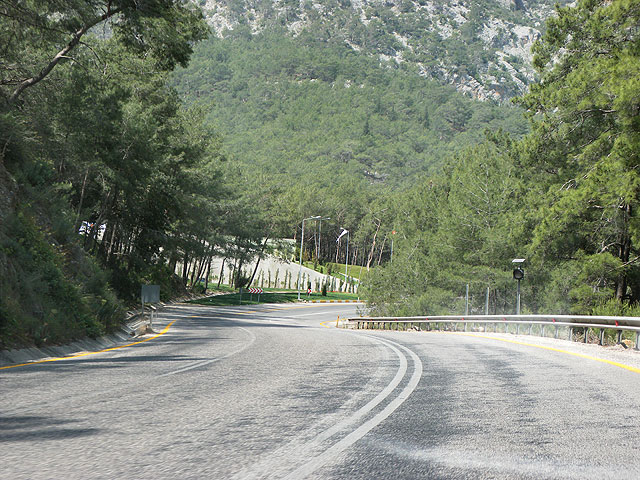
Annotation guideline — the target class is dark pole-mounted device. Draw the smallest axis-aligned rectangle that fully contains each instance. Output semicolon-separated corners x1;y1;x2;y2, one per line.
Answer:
513;267;524;280
512;259;525;315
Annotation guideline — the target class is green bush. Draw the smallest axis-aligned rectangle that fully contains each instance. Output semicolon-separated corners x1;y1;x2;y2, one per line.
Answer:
0;208;124;349
591;298;640;317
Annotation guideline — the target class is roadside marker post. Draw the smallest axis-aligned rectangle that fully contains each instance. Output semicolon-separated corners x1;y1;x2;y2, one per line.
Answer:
248;288;263;303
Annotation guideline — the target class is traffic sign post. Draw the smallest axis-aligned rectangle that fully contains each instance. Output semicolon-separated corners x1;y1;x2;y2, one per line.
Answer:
141;284;160;330
248;287;263;303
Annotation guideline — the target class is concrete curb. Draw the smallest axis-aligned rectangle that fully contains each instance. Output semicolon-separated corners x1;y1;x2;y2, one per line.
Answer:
309;300;362;303
0;330;134;368
0;294;203;369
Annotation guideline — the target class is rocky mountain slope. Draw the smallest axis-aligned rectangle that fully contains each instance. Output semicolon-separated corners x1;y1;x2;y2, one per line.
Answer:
195;0;571;101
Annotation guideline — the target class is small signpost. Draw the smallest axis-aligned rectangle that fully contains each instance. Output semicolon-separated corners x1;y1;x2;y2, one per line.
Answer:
141;284;160;330
248;287;263;303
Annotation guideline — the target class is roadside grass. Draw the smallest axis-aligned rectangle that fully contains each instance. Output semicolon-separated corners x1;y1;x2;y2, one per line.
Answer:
189;289;359;306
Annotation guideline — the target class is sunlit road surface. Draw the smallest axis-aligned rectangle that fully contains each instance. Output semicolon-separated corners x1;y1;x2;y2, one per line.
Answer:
2;302;640;479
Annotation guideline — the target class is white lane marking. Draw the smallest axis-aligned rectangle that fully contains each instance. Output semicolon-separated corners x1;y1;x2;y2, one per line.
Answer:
160;327;256;376
300;339;407;444
230;335;409;480
233;335;422;480
282;336;423;480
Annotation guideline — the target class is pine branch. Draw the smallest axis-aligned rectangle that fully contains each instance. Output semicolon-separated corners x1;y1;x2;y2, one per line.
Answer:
7;6;123;105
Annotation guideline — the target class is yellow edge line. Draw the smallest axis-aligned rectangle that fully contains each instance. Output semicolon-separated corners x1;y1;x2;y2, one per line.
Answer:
443;331;640;374
0;320;177;371
312;300;358;303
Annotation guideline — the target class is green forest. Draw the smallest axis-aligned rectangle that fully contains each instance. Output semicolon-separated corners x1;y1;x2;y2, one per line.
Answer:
1;0;639;349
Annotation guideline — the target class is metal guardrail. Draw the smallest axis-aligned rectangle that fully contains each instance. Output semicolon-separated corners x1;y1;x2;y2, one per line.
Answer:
345;315;640;351
125;304;157;336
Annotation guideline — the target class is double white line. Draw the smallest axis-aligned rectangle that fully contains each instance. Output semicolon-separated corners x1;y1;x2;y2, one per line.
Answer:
233;334;423;479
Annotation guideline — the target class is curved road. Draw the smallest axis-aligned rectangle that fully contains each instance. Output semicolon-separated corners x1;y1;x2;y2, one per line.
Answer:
1;302;639;479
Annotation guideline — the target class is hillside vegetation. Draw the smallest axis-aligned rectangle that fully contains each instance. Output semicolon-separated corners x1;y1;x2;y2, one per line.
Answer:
172;29;529;188
0;1;221;348
1;0;638;349
363;0;640;316
198;0;574;101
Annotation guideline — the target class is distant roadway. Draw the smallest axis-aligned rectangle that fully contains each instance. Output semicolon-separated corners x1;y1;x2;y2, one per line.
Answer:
2;302;639;479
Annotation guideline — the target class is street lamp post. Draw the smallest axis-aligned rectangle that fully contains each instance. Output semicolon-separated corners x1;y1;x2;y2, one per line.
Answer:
337;228;349;291
345;230;349;282
298;216;330;300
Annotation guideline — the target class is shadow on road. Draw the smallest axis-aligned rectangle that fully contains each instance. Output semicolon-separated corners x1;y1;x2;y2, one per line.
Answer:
0;415;100;442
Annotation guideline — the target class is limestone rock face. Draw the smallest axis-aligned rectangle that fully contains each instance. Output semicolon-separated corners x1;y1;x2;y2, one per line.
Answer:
195;0;570;101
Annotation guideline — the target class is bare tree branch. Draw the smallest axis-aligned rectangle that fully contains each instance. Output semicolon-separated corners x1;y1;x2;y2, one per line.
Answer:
7;6;123;105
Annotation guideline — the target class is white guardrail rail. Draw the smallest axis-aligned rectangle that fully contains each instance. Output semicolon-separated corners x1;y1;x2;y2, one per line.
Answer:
345;315;640;351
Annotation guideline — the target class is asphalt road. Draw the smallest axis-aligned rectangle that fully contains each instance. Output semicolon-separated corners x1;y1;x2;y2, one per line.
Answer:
1;302;639;479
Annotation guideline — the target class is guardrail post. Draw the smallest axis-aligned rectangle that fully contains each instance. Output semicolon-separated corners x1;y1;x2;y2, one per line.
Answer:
599;329;604;346
555;326;559;339
541;325;545;338
636;332;640;351
528;323;532;336
584;327;588;343
569;327;573;341
616;330;622;344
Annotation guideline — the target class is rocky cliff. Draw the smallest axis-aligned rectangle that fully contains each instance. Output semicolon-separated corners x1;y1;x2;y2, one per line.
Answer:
195;0;570;101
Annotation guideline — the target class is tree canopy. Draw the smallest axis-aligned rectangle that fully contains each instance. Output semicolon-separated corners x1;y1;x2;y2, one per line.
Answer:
365;0;640;316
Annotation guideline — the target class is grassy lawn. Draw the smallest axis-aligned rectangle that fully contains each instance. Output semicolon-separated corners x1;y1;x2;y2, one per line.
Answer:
189;289;359;306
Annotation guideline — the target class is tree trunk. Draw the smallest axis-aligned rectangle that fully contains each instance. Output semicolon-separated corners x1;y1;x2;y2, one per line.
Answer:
366;219;382;271
74;168;89;234
168;250;178;276
615;204;632;301
205;255;212;290
377;235;387;265
182;253;189;286
194;243;210;283
248;233;271;287
217;258;226;289
105;221;118;264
